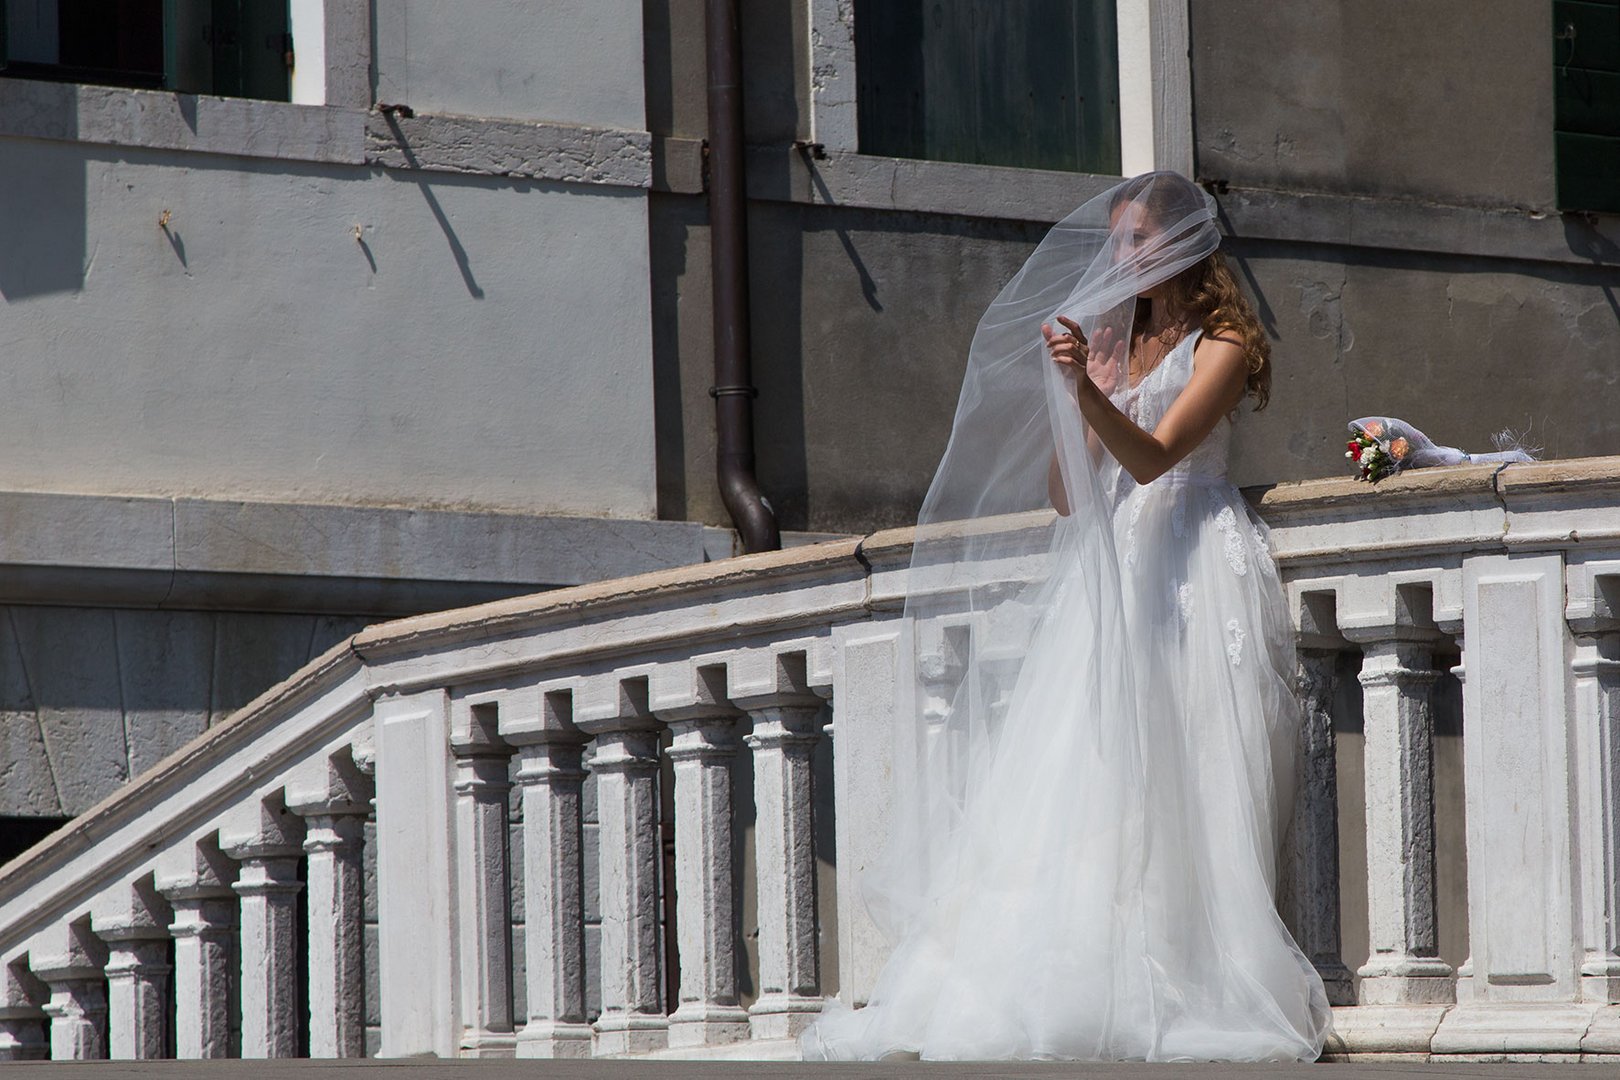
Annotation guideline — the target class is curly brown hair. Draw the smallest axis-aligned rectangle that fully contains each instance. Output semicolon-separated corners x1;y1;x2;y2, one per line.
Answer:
1151;250;1272;412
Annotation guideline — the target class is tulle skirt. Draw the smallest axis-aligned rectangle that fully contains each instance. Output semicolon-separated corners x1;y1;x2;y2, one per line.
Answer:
800;475;1333;1062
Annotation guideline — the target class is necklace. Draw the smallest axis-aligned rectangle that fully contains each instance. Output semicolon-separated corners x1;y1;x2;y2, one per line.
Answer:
1128;315;1193;383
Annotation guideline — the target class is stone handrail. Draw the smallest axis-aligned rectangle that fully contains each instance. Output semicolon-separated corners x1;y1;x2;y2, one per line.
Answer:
0;456;1618;1061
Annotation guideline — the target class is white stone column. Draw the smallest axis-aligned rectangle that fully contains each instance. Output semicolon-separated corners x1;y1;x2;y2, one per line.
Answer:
161;880;236;1059
451;707;517;1056
0;962;47;1060
298;813;365;1056
0;958;46;1062
510;732;593;1058
287;751;371;1059
1347;629;1454;1005
29;922;108;1061
1572;626;1620;1002
92;880;174;1061
662;707;749;1048
1286;647;1355;1006
222;800;306;1058
738;690;824;1040
583;715;668;1055
101;932;169;1061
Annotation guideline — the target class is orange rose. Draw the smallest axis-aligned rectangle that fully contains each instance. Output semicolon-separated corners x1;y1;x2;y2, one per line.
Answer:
1362;421;1384;438
1389;437;1410;462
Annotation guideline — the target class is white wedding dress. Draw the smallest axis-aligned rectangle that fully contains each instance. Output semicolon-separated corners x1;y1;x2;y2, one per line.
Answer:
801;329;1334;1062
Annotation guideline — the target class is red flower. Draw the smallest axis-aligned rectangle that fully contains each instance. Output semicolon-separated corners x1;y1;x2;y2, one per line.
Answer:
1349;442;1362;461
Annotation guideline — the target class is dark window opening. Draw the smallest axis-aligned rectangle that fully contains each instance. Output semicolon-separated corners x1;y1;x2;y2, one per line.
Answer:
0;815;72;868
853;0;1121;174
0;0;292;101
1554;0;1620;214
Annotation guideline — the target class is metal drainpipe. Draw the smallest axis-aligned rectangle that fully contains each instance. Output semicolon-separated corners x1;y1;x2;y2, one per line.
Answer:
706;0;781;554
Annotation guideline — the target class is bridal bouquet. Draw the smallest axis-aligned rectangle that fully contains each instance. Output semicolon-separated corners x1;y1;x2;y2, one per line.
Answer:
1346;416;1537;482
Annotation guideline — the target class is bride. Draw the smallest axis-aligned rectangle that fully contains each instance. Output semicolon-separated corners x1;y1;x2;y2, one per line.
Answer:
800;172;1333;1062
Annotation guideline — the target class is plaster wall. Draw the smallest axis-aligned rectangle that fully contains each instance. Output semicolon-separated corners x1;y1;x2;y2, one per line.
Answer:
656;197;1620;534
1190;0;1558;209
1225;240;1620;487
0;139;657;517
373;0;646;128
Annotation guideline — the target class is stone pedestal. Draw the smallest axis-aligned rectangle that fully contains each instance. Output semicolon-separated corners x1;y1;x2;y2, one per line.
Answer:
287;751;372;1059
739;695;825;1040
1287;647;1355;1006
663;711;749;1049
92;878;175;1060
585;724;668;1055
1349;633;1455;1005
511;734;594;1059
0;962;47;1061
102;931;170;1059
1572;629;1620;1002
222;799;307;1058
300;813;367;1056
164;891;237;1059
451;715;517;1057
30;922;109;1061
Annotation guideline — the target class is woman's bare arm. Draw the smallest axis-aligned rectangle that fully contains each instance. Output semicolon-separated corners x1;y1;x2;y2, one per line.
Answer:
1046;321;1248;486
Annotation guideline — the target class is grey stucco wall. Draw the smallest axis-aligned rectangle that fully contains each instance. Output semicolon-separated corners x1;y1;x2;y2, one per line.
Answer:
1226;240;1620;485
0;139;656;517
1190;0;1558;210
373;0;647;129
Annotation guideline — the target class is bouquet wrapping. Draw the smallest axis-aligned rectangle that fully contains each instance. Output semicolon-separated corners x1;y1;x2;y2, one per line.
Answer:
1346;417;1536;482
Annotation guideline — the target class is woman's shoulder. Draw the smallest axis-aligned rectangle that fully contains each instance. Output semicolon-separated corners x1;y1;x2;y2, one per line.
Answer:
1193;329;1244;355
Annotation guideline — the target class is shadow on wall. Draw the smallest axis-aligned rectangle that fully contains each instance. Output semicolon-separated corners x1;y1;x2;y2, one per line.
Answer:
1564;216;1620;325
0;85;86;300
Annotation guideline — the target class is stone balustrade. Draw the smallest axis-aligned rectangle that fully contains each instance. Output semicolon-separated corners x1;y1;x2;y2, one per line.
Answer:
0;457;1618;1062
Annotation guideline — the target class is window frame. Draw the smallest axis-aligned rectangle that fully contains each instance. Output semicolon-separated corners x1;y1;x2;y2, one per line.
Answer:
807;0;1194;187
0;0;366;108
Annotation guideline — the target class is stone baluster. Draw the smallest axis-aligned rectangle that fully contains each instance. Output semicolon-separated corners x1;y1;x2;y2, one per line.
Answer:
734;654;825;1040
508;699;593;1059
1570;592;1620;1002
221;796;306;1058
915;622;969;774
504;686;591;1058
0;961;47;1060
91;879;173;1059
1286;643;1354;1006
1345;624;1454;1005
659;680;749;1049
28;921;108;1060
450;700;517;1056
286;751;372;1057
577;676;667;1055
156;839;238;1059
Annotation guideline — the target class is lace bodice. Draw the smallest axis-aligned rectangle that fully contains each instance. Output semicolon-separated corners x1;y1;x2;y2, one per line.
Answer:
1116;327;1231;482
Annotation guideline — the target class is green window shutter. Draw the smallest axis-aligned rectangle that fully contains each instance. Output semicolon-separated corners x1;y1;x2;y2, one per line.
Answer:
1555;0;1620;213
853;0;1122;175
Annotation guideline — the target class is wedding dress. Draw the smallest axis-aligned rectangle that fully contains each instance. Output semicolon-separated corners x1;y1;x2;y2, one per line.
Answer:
799;174;1333;1063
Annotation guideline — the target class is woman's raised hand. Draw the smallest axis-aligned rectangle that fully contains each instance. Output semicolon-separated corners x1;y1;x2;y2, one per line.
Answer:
1043;316;1126;396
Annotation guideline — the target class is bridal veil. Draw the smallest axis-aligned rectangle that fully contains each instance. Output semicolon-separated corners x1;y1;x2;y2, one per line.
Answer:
801;173;1332;1062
